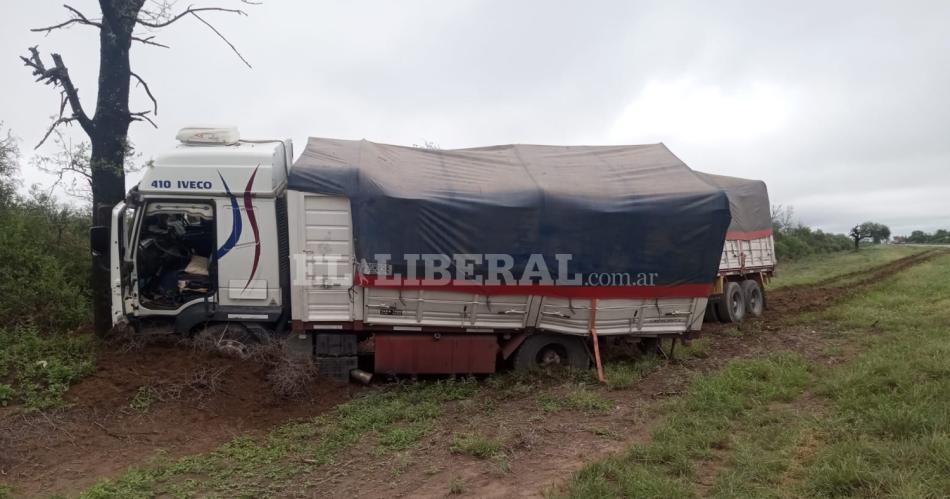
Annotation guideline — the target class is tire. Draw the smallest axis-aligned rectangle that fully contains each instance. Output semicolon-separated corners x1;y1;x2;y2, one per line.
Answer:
716;281;746;323
194;322;256;359
513;334;590;371
741;280;764;317
704;299;721;323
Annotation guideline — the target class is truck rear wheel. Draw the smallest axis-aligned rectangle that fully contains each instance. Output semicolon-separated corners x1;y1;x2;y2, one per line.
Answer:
513;334;589;371
741;280;764;317
717;281;746;323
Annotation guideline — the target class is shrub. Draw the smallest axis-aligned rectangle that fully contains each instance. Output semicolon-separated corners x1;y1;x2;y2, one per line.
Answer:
0;323;95;410
0;190;91;330
773;224;852;261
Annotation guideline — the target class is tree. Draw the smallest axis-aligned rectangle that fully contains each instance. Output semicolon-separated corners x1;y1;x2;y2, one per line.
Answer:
0;123;20;207
850;221;890;249
850;223;870;250
770;204;795;234
22;1;255;335
870;223;890;244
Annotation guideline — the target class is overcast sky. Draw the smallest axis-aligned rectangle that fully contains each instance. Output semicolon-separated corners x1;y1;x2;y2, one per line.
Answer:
2;1;948;235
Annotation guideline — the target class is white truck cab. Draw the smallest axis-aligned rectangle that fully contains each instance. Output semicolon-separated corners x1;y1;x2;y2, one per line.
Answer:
110;127;293;334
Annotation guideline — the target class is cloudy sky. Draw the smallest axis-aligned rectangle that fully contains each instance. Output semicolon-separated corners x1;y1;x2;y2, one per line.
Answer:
2;1;948;235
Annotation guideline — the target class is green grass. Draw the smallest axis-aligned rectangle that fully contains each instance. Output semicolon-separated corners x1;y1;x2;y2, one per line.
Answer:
562;354;813;498
603;355;663;390
81;378;479;498
451;432;505;459
797;254;950;497
0;323;95;410
538;386;614;413
769;245;924;289
559;252;950;498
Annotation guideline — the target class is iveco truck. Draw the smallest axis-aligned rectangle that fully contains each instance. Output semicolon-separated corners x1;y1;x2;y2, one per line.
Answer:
94;127;774;380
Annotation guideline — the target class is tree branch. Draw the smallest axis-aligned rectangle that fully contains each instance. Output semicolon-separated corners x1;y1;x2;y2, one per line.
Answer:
31;4;102;34
131;71;158;115
36;117;77;150
190;11;252;68
21;46;94;142
130;111;157;128
136;6;247;28
131;34;170;48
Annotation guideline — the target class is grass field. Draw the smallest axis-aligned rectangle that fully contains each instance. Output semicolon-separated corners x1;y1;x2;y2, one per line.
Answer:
562;251;950;498
4;247;947;498
769;245;926;289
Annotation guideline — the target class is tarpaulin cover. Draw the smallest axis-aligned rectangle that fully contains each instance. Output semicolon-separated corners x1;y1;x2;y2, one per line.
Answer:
289;138;733;295
694;172;773;240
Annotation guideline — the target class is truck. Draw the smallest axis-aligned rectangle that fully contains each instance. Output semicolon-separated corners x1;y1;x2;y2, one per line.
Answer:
93;127;774;380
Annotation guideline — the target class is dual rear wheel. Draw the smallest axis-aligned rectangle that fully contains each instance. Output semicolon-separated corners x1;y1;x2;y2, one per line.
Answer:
712;279;765;324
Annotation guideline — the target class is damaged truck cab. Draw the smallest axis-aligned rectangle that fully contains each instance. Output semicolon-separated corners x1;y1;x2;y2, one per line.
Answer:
110;128;292;336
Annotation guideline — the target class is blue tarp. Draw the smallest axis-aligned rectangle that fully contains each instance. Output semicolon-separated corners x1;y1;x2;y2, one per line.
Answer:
289;138;733;291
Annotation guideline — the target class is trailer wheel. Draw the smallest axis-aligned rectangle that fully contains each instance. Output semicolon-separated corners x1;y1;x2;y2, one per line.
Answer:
716;281;746;323
513;334;589;371
741;280;764;317
194;322;256;359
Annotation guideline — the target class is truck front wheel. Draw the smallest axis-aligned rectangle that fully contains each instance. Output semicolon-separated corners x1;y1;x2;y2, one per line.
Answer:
194;322;256;359
717;281;746;323
513;334;590;371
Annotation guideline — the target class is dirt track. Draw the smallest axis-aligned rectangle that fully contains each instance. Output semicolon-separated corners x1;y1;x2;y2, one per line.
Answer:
1;248;945;497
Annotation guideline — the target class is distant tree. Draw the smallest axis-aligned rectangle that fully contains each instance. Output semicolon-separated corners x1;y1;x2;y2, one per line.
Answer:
850;221;890;249
413;140;441;150
850;223;870;249
908;230;927;243
21;1;256;335
770;204;795;233
871;223;891;244
0;123;19;207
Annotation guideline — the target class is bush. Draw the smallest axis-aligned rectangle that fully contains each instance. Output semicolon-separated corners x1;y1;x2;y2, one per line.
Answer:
0;191;91;330
773;223;852;262
0;323;95;410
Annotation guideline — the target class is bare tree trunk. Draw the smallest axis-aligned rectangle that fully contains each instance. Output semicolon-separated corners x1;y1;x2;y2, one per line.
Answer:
89;1;144;334
24;0;251;335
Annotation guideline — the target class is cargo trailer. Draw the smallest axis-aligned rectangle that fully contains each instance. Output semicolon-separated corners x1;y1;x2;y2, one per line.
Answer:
94;127;773;380
697;172;776;323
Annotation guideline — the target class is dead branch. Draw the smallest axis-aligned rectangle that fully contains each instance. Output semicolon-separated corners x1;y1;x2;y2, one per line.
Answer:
189;11;253;68
134;3;253;67
131;71;158;115
20;47;93;140
131;34;170;48
136;6;247;28
36;117;76;150
130;110;157;128
31;4;102;34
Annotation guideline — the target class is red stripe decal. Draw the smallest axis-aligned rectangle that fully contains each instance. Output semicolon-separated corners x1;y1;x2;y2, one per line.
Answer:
355;273;713;298
242;166;261;290
725;228;773;240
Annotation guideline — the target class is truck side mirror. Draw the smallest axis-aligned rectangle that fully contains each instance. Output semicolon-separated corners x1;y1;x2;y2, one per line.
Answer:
90;226;110;257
